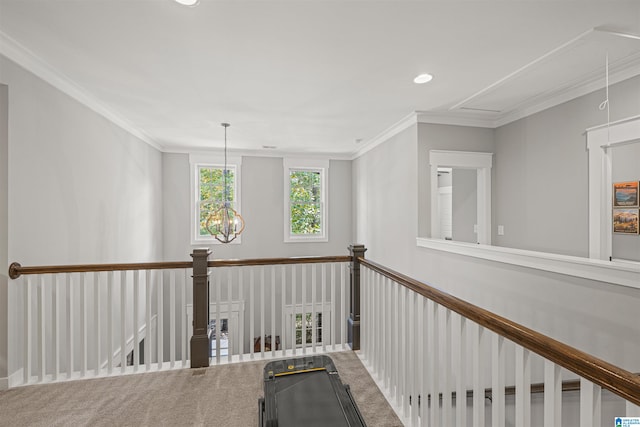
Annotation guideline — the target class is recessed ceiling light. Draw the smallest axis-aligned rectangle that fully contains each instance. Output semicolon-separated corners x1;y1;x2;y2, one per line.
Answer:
413;73;433;84
174;0;200;6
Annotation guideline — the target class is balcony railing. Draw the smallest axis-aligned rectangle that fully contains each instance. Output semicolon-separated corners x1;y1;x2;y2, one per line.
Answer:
7;244;640;426
358;257;640;426
7;248;356;387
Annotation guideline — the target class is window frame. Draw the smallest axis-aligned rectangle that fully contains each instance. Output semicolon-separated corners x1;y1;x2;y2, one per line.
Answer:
283;158;329;243
190;154;243;245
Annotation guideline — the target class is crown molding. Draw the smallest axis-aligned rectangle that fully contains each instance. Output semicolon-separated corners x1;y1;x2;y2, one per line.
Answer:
0;31;163;151
351;112;419;159
494;59;640;128
163;145;353;161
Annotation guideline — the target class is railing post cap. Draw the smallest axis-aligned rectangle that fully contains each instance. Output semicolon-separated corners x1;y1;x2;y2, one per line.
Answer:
190;248;213;258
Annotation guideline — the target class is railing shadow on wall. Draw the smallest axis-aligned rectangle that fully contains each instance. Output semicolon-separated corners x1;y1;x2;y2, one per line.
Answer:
7;245;640;425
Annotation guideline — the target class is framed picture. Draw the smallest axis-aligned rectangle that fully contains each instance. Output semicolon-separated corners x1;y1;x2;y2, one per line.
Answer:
613;181;639;207
613;208;639;234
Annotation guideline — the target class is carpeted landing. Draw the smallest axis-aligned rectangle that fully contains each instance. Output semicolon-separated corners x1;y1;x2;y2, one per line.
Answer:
0;351;403;426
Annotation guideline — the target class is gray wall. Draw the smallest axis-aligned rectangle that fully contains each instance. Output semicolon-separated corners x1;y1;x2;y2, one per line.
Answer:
417;123;495;241
1;55;164;382
354;84;640;374
612;142;640;261
163;154;353;261
451;168;477;243
493;74;640;257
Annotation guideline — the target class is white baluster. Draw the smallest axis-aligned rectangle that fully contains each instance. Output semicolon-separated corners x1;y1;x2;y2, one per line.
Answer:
330;264;336;351
38;275;45;383
301;265;306;354
120;271;127;373
66;274;74;379
456;315;467;427
311;264;316;353
81;273;87;377
543;360;561;427
271;266;276;357
321;264;326;352
260;266;265;356
409;291;418;426
238;268;244;360
157;270;164;369
626;402;640;416
580;379;601;427
94;272;101;376
291;265;296;356
228;268;234;362
52;274;60;381
341;263;347;349
430;300;441;427
249;268;255;359
472;323;485;427
169;270;176;368
145;271;151;371
107;271;114;374
492;334;505;427
133;271;139;371
181;269;187;366
442;308;453;426
215;268;221;364
515;346;531;427
280;265;287;356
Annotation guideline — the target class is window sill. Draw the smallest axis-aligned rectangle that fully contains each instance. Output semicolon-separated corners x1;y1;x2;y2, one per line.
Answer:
416;237;640;290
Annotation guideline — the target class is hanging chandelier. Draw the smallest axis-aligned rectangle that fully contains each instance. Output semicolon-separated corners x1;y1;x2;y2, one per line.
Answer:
205;123;245;243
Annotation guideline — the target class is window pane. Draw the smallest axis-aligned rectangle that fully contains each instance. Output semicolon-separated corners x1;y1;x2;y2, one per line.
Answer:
290;170;322;235
199;166;235;236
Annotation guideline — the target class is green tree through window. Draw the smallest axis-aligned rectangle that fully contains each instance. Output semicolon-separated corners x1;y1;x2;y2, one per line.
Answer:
199;166;235;237
289;170;321;235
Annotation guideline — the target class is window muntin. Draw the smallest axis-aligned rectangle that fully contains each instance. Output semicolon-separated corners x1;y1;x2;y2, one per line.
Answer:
289;169;322;236
190;154;242;244
284;159;328;242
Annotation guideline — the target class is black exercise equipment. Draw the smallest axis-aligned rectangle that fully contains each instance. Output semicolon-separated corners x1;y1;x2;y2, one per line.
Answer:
258;355;367;427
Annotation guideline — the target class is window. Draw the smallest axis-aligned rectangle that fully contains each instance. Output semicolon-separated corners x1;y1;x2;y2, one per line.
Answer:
295;312;322;346
283;158;328;242
285;303;331;348
190;154;242;244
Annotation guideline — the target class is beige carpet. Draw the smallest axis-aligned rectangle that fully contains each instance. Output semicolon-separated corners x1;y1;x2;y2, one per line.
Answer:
0;351;402;427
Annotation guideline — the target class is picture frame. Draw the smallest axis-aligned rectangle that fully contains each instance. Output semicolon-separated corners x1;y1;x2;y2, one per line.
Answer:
613;181;639;208
613;208;639;234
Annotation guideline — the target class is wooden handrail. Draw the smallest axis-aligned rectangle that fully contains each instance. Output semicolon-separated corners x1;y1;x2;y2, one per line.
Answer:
8;255;352;279
359;257;640;407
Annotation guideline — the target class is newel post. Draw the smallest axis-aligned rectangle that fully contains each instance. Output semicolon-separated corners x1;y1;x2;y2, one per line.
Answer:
348;244;367;351
190;248;211;368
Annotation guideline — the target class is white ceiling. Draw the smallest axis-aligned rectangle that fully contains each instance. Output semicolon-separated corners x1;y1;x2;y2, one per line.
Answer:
1;0;640;157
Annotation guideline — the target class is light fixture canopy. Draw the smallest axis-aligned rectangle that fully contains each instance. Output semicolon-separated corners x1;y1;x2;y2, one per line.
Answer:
414;73;434;84
205;123;245;243
174;0;200;7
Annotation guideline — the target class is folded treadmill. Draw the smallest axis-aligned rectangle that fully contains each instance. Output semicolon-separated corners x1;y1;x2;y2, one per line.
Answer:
259;355;367;427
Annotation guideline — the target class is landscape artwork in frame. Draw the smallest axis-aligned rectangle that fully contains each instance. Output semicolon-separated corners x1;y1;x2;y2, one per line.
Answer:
613;208;639;234
613;181;639;207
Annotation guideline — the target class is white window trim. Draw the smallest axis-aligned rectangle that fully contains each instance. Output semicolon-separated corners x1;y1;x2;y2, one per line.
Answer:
283;158;329;243
284;303;332;348
429;150;493;245
190;154;243;245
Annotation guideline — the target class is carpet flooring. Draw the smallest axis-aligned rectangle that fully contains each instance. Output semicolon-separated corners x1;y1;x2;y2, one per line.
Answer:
0;351;402;427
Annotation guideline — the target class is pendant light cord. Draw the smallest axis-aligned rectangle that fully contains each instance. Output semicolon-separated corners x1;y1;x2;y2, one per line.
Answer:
598;53;610;143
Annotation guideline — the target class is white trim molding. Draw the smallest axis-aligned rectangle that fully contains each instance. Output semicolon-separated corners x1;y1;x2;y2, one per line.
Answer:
283;158;329;243
417;238;640;290
0;31;161;151
586;115;640;260
429;150;493;245
189;154;243;245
